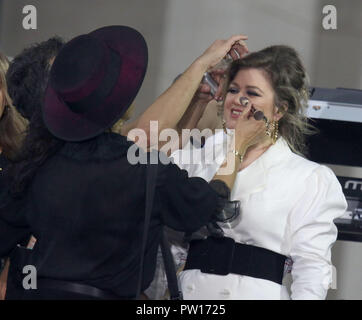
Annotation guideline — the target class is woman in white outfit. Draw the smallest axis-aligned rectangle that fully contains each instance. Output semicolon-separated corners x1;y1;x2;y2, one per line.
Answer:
170;45;347;300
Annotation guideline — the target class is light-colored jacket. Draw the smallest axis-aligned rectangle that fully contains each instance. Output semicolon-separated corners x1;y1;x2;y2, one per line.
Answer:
171;131;347;300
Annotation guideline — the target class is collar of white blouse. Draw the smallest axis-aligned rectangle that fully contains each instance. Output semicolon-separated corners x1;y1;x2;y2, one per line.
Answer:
212;130;293;197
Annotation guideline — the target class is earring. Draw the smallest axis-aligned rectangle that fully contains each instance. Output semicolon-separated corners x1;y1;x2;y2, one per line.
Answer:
222;119;227;134
272;121;279;144
265;120;279;144
265;121;273;137
265;121;279;144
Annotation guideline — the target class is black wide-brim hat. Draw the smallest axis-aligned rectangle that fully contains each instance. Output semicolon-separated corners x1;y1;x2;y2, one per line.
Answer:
43;25;148;141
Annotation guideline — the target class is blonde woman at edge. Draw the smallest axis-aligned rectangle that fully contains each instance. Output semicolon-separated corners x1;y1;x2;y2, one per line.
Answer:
0;53;27;300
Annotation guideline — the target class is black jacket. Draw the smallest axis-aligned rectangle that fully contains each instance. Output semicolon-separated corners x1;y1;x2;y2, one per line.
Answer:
0;132;218;298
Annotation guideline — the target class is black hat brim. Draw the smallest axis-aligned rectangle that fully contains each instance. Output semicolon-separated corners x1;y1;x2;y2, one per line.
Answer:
43;25;148;142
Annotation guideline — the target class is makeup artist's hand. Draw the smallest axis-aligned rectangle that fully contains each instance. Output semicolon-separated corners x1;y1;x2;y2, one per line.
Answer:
195;69;226;103
173;68;226;104
195;35;249;102
233;104;266;153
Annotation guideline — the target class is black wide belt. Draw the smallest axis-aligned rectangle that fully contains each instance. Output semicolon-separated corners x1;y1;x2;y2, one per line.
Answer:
184;237;287;285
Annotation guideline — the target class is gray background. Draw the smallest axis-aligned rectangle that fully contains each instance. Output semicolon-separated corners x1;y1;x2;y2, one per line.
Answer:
0;0;361;119
0;0;361;299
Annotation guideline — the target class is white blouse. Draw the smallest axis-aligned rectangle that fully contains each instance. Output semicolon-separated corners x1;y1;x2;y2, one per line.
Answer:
170;130;347;300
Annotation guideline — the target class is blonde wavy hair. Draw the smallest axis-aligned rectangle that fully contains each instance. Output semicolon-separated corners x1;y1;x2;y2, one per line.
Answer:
0;53;27;160
221;45;316;156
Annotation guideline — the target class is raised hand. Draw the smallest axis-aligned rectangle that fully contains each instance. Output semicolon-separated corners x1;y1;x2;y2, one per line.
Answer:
197;34;249;69
233;104;267;153
197;35;248;102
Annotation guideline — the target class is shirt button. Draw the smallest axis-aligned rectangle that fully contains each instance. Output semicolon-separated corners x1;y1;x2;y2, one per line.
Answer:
186;284;195;292
219;289;231;297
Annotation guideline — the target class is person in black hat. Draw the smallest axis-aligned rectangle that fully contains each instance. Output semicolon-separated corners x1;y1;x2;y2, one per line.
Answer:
0;26;263;299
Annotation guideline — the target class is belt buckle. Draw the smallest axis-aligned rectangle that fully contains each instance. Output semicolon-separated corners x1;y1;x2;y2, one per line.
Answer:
200;236;235;276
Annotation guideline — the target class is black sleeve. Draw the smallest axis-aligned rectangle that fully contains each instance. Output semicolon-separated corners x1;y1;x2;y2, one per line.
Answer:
0;187;31;259
156;161;218;233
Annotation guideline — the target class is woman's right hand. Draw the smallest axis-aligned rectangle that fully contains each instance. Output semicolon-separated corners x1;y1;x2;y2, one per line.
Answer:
233;104;267;153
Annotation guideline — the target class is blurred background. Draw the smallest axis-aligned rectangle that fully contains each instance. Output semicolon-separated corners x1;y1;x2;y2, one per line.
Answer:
0;0;361;299
0;0;361;118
